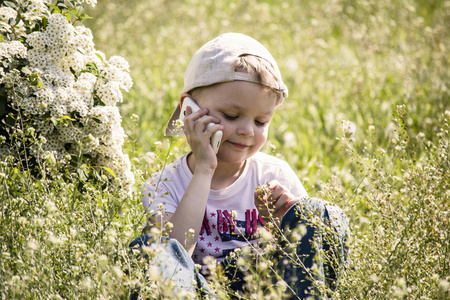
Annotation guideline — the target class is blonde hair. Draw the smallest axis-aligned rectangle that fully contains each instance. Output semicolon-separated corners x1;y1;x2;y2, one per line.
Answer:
190;55;284;106
234;55;284;105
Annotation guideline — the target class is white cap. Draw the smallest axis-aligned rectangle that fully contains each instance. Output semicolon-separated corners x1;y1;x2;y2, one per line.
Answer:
165;32;288;136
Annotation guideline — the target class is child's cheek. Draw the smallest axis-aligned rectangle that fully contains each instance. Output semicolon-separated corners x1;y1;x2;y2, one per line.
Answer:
219;118;230;134
261;125;270;139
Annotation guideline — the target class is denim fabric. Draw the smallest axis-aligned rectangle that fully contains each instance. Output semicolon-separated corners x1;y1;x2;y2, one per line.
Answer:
219;198;348;299
129;235;211;299
129;198;348;299
276;198;349;299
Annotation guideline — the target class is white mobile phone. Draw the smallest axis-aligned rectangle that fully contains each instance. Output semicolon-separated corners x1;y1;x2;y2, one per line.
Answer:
180;97;223;154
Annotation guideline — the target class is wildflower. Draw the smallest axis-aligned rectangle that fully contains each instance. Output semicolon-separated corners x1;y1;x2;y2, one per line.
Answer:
98;254;108;268
27;239;39;251
283;131;296;147
339;119;357;136
258;227;273;242
148;265;160;280
166;222;174;230
48;234;63;245
80;276;93;290
45;200;58;214
112;266;123;279
445;110;450;118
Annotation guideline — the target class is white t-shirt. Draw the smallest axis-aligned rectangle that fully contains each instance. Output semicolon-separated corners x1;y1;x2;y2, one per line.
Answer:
142;151;308;264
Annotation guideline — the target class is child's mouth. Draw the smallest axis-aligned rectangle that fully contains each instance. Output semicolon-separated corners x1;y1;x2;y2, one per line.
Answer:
228;141;250;149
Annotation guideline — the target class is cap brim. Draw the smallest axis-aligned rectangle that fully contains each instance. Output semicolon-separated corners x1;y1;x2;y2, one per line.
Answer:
164;103;185;136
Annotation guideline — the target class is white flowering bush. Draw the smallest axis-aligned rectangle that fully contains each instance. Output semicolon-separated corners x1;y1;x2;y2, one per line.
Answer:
0;0;133;190
0;2;145;299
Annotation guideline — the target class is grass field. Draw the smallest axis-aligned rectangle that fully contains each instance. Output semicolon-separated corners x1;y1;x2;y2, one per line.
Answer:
1;0;449;298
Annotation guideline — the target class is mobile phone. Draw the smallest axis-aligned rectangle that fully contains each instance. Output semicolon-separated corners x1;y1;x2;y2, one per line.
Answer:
180;97;223;154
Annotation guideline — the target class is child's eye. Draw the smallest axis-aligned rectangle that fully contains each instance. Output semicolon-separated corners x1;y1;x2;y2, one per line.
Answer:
255;120;267;127
223;113;238;120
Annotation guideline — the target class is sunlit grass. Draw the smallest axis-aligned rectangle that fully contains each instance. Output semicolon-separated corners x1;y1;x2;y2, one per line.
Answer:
1;0;449;298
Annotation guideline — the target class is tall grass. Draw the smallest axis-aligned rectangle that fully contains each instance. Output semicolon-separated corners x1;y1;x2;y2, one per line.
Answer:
1;0;449;298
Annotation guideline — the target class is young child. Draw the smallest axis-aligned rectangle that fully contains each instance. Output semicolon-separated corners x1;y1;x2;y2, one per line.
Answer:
131;33;348;299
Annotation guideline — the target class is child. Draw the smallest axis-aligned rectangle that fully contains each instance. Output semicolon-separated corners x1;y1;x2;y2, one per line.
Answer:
131;33;348;299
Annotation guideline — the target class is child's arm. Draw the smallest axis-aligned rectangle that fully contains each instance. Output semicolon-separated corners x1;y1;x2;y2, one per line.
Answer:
254;179;300;224
160;105;222;255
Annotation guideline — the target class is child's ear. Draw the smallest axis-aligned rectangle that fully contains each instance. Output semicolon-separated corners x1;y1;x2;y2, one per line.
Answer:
179;92;191;108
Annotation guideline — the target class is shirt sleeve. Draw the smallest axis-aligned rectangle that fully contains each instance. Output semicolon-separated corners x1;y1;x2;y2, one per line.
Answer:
277;159;309;199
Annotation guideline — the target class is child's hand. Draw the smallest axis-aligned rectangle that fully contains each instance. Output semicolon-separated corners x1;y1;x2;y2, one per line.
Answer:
183;106;223;171
254;180;300;221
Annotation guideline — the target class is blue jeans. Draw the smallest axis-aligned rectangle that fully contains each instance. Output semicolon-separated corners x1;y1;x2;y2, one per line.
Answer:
129;198;348;299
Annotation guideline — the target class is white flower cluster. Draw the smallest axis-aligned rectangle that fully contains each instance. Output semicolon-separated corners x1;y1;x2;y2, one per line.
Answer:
22;0;51;22
74;0;97;7
0;41;27;68
0;7;18;33
0;2;134;189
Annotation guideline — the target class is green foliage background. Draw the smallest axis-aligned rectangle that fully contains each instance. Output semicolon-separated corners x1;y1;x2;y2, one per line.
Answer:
84;0;448;185
1;0;449;298
84;0;449;297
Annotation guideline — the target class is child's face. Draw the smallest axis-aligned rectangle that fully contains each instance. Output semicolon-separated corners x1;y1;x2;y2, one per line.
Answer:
194;81;277;165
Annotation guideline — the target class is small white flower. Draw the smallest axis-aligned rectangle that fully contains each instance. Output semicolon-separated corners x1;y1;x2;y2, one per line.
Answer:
0;7;17;20
27;239;39;251
80;276;92;289
283;131;296;147
165;222;173;230
339;119;357;136
48;234;63;245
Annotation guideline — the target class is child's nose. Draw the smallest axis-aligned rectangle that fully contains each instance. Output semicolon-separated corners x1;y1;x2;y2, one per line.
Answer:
237;121;254;137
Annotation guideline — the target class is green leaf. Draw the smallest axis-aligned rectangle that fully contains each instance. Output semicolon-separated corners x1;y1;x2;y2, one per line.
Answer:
47;4;61;13
0;35;5;43
86;62;97;68
66;10;80;21
80;14;93;20
57;3;69;9
4;1;17;9
47;115;75;126
42;16;48;28
77;168;87;182
93;94;105;106
92;117;102;124
101;166;116;178
59;115;75;121
95;53;104;62
41;111;51;119
93;169;101;181
29;74;44;88
50;116;58;127
0;96;6;117
5;113;15;126
21;67;32;75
